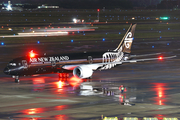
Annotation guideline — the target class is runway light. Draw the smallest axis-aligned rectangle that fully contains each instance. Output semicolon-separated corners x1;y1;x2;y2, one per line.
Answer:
1;42;4;45
143;117;158;120
162;118;178;120
167;43;169;45
152;46;154;48
104;117;118;120
103;38;105;41
71;40;73;42
124;117;138;120
37;41;40;44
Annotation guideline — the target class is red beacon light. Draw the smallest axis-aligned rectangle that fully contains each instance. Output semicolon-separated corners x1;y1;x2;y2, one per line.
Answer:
29;50;36;58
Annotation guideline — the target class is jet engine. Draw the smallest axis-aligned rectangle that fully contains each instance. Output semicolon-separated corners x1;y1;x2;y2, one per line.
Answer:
73;65;93;78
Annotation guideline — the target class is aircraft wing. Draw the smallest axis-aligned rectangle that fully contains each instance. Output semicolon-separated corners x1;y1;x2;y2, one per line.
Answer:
130;53;161;58
62;55;176;71
121;55;176;63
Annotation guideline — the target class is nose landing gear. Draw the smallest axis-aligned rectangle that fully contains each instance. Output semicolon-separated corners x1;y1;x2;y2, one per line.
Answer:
12;76;20;83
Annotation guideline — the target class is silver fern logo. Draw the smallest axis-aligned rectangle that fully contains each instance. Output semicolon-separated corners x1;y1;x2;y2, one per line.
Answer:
101;51;124;69
124;32;133;48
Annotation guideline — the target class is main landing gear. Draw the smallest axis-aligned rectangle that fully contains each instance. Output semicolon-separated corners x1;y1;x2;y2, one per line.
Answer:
59;73;69;81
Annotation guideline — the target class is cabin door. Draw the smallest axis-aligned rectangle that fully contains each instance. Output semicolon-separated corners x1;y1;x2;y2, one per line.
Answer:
22;60;28;69
88;56;93;64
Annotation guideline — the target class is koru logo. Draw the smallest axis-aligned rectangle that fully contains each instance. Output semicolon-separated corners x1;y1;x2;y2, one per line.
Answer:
124;32;133;48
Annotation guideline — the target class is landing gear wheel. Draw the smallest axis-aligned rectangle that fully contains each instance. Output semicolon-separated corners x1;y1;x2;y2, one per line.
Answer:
15;79;19;83
14;76;19;83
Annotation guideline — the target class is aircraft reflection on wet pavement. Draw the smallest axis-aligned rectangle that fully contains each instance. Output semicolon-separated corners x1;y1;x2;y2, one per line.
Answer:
31;74;82;94
30;75;137;105
8;74;175;119
26;75;170;107
20;105;69;120
151;83;167;106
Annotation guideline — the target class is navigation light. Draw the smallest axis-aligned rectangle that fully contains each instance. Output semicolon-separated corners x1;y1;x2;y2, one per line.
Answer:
158;56;163;60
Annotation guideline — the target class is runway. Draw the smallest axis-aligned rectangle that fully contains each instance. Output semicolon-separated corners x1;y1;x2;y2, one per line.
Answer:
0;34;180;119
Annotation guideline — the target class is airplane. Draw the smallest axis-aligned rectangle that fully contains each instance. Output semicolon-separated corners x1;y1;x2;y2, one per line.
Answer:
3;23;176;83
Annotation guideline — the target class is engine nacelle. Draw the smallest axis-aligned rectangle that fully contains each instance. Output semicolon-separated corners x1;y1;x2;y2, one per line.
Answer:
73;65;93;78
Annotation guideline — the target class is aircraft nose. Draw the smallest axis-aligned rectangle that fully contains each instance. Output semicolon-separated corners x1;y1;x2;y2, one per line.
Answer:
4;67;10;75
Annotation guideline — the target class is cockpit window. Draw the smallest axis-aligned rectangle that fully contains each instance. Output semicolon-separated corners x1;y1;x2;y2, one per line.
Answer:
8;63;16;66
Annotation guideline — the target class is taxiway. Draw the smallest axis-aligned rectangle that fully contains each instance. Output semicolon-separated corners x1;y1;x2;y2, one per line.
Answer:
0;31;180;120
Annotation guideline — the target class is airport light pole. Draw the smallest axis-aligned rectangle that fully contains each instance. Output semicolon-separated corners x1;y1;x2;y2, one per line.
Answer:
97;9;100;22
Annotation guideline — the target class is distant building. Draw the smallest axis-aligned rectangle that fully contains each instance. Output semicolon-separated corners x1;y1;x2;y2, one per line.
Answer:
37;5;59;9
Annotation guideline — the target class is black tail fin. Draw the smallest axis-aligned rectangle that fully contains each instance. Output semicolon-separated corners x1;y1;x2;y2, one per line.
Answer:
114;23;137;53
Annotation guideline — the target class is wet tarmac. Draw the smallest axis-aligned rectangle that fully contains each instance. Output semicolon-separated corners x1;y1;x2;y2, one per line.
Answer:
1;31;180;119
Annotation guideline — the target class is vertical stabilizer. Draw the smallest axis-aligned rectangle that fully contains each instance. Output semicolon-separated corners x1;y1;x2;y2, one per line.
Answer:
114;23;137;53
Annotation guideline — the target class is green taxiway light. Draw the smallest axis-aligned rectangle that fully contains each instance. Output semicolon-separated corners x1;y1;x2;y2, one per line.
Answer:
160;17;169;20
